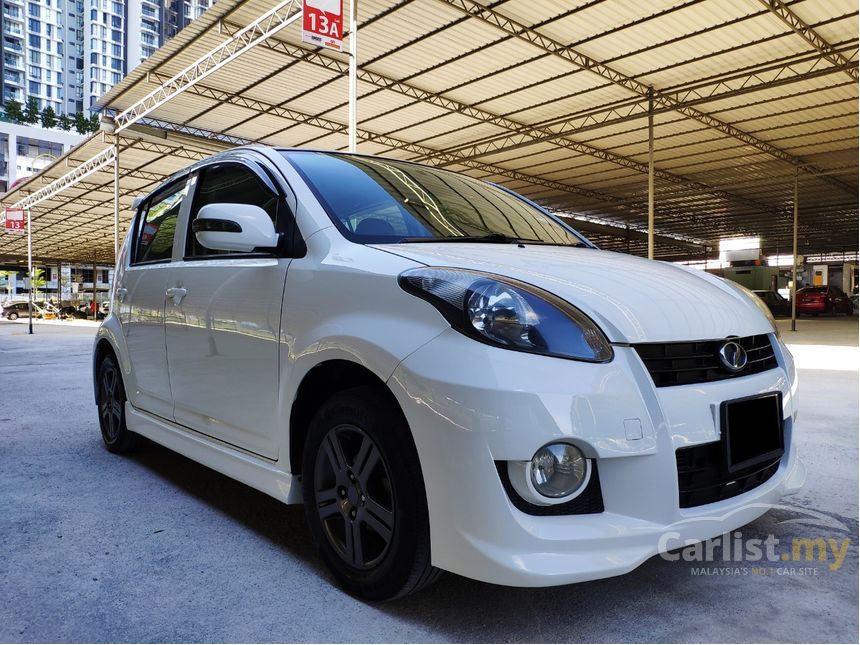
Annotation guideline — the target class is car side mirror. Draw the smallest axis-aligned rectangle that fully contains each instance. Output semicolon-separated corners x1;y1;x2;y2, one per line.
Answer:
192;203;279;253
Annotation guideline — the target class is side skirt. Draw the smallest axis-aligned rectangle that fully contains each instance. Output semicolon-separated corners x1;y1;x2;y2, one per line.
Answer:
125;403;301;504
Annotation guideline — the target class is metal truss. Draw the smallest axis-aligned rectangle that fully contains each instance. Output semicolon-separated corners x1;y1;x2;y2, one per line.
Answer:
437;45;858;161
6;146;117;212
439;0;856;194
758;0;858;82
113;0;302;132
145;73;350;136
40;166;165;186
134;118;250;146
157;71;791;237
116;137;214;162
214;20;793;219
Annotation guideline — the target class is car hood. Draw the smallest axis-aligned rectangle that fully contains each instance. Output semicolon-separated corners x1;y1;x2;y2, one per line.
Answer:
375;243;773;343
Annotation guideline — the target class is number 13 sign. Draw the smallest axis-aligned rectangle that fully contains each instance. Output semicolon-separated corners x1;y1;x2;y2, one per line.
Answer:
3;209;26;235
302;0;343;52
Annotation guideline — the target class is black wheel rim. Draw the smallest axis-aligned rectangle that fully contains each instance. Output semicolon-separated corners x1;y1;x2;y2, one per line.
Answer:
314;424;395;570
99;362;123;443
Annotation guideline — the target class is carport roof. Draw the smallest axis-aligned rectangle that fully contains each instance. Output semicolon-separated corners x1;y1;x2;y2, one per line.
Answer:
1;0;857;264
0;125;230;264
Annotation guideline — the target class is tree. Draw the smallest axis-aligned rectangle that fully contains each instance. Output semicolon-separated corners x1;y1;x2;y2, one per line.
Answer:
40;105;57;129
88;113;100;133
5;99;24;123
73;111;89;135
29;269;46;301
23;96;40;124
57;114;73;131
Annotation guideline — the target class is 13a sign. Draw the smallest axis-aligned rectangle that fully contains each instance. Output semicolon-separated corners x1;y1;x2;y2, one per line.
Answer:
302;0;343;52
3;209;26;234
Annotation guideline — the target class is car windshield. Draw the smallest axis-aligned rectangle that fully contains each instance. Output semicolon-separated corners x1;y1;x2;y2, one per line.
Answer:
282;151;588;247
800;287;828;293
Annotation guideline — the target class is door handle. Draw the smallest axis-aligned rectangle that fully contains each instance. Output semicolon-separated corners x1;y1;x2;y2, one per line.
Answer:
165;287;187;305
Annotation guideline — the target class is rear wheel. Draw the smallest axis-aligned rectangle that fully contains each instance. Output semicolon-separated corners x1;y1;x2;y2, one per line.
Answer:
302;386;440;600
97;354;140;453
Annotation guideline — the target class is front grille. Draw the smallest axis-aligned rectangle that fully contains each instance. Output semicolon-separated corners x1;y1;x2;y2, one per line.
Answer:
632;334;777;387
676;440;782;508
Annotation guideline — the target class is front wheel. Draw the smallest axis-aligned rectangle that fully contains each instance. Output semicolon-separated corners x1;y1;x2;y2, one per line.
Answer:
302;386;440;600
7;312;18;321
96;354;140;453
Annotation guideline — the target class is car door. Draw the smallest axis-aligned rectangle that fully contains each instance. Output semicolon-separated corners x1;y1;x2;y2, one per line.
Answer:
117;176;189;420
164;160;295;459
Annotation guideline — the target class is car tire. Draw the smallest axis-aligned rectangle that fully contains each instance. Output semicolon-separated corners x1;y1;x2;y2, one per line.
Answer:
96;353;141;454
7;312;18;321
302;386;441;601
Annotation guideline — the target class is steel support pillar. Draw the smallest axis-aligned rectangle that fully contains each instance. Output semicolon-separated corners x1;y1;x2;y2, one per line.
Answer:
27;208;33;335
92;260;97;320
791;168;799;331
647;87;655;260
113;140;120;262
348;0;358;152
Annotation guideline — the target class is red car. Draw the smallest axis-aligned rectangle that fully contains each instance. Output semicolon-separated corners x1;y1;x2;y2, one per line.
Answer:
796;286;854;316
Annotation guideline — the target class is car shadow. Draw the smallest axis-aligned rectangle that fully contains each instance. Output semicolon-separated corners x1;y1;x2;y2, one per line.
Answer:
126;441;322;573
122;442;853;644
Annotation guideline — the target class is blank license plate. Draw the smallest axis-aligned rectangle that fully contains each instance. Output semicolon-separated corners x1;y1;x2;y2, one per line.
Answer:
721;393;784;473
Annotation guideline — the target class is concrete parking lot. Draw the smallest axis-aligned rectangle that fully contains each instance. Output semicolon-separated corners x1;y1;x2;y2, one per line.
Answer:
1;318;857;643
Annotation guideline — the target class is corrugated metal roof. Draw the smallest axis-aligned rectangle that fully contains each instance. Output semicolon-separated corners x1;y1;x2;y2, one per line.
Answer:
1;0;856;263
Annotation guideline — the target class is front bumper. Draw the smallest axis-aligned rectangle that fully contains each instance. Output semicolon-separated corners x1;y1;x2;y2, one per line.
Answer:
388;328;804;587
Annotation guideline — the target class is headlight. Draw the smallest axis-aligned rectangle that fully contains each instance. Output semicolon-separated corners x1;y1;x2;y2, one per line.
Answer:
399;268;612;362
530;443;588;498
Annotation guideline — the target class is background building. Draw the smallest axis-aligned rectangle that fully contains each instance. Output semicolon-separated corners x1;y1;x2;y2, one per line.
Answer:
0;119;82;192
1;0;216;116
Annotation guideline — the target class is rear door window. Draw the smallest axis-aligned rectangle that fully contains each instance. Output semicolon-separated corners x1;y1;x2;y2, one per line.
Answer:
134;178;188;265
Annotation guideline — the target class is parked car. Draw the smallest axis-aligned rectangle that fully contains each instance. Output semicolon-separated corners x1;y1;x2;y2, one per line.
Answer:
796;285;853;316
752;290;791;317
2;302;30;320
93;147;803;600
2;301;52;320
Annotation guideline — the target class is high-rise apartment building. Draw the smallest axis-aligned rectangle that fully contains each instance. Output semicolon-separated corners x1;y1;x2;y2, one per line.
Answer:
1;0;79;113
1;0;216;116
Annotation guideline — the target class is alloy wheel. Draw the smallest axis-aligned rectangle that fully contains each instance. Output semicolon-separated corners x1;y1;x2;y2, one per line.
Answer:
313;424;395;570
99;361;123;443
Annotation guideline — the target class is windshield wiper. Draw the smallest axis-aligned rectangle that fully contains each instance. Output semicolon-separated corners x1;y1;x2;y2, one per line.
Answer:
398;233;561;245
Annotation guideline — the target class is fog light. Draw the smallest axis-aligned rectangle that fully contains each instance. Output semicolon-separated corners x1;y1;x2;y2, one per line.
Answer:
530;443;587;498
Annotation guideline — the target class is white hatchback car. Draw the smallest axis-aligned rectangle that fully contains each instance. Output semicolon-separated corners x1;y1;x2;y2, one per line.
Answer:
94;147;804;600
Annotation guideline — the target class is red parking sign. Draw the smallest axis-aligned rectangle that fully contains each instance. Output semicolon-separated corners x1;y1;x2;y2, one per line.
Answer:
302;0;343;52
3;209;26;234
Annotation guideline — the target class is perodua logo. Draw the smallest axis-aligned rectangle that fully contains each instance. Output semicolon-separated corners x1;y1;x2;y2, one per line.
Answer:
718;341;748;372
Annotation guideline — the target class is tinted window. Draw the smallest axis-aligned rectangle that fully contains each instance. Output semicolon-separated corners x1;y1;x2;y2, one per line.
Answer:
186;164;279;257
282;151;586;247
134;179;187;264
